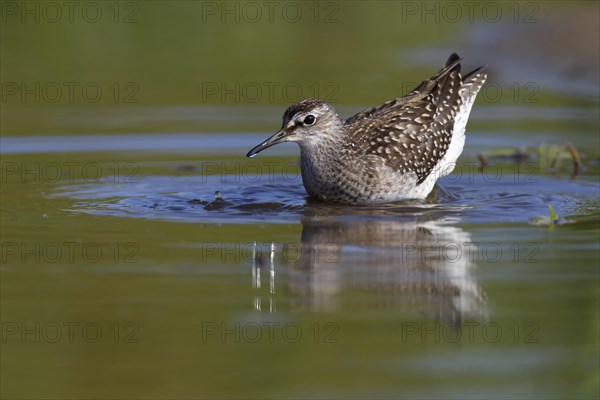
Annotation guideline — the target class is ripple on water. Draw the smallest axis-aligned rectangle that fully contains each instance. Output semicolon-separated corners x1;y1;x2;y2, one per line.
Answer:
51;173;599;225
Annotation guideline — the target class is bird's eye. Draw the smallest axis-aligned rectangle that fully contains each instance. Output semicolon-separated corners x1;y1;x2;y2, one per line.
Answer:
303;115;316;126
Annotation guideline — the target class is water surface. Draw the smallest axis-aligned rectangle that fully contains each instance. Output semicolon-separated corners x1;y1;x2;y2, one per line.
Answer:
1;1;599;397
2;123;598;398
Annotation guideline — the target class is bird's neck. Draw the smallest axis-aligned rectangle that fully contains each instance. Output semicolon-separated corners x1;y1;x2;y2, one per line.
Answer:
298;131;348;199
298;130;347;166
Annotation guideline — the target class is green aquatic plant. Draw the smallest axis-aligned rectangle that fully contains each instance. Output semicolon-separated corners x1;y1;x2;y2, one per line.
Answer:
529;204;567;227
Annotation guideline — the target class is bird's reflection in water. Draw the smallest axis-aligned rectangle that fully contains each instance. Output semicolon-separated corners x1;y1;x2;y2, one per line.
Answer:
251;208;488;325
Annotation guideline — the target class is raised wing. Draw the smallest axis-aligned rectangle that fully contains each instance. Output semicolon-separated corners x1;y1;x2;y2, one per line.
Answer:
344;53;464;185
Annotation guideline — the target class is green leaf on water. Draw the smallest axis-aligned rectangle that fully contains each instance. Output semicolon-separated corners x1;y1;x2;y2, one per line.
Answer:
529;204;566;227
548;204;558;223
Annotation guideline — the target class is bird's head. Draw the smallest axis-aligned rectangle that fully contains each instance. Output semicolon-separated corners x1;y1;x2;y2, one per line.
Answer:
246;98;343;158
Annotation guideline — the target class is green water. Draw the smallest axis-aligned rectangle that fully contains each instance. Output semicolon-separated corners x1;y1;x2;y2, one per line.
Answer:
1;1;599;399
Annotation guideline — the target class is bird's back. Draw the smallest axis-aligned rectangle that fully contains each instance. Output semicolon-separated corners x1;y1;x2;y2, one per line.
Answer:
343;53;487;188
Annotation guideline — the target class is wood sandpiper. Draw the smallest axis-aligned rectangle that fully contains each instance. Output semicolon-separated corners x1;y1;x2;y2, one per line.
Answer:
247;53;487;205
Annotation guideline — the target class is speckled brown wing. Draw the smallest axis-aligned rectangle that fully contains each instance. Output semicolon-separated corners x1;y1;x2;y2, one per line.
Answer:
344;54;464;184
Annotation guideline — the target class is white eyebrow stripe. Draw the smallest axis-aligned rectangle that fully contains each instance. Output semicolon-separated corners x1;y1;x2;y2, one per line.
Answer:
289;105;328;126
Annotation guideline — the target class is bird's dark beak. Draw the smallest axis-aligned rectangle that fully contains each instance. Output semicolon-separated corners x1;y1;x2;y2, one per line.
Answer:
246;130;288;158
